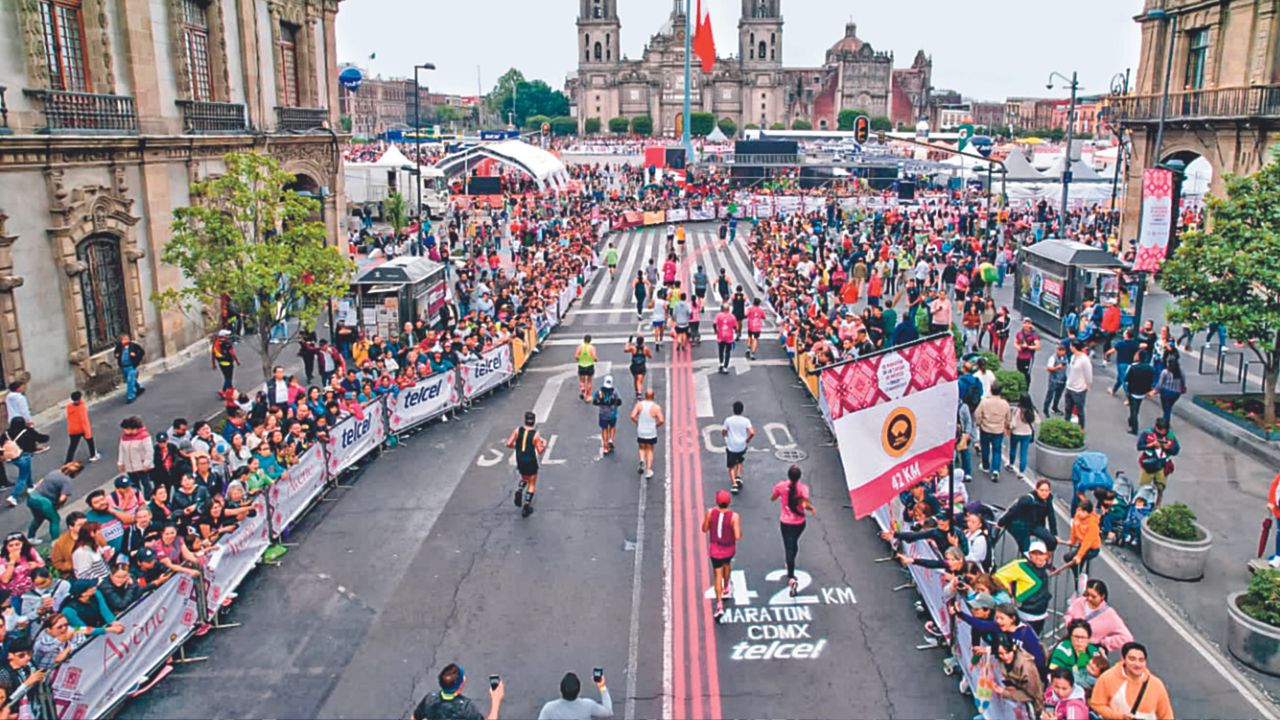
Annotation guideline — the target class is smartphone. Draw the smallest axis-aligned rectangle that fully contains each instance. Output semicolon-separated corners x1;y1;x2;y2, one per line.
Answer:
592;668;603;684
489;675;501;691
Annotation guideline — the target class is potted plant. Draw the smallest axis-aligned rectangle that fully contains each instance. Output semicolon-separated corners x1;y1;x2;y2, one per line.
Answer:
1140;502;1212;581
1033;417;1084;481
1228;569;1280;676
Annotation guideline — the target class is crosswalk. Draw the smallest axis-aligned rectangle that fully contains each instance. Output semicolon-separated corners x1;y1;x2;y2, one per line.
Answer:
580;227;764;327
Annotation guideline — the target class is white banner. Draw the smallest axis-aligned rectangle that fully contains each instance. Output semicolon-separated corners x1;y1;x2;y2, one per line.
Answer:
49;575;201;719
269;443;328;533
204;493;271;608
690;207;716;221
666;208;689;222
388;370;459;433
558;283;575;317
462;344;515;400
1134;168;1174;273
326;401;387;476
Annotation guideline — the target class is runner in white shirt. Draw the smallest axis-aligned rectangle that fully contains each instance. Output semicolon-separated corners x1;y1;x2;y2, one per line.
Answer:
721;401;755;494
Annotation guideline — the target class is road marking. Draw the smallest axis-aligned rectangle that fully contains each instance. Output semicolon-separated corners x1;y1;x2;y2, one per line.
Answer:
661;323;675;720
589;233;627;305
1016;473;1280;720
544;333;778;347
624;420;650;720
693;366;716;418
523;358;789;373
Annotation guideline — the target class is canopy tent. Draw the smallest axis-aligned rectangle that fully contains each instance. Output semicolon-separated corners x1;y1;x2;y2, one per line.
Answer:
1045;155;1107;183
998;151;1048;182
345;145;418;205
705;125;729;143
371;145;413;168
434;140;570;192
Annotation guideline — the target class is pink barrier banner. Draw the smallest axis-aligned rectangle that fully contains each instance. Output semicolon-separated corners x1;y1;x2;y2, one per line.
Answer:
269;443;328;533
205;494;271;608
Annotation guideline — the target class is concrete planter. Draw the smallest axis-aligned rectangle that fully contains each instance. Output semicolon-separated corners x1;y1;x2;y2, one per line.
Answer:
1227;591;1280;676
1033;441;1083;482
1140;516;1212;581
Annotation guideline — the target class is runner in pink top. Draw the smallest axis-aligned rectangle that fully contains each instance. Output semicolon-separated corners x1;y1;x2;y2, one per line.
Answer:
662;255;677;287
745;298;767;360
702;489;741;621
771;465;816;596
714;306;739;374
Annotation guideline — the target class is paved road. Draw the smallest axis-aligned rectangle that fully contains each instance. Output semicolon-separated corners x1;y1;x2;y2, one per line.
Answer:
118;225;1275;718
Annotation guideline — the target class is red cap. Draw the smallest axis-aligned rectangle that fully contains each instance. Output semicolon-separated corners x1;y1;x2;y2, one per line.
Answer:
715;489;732;506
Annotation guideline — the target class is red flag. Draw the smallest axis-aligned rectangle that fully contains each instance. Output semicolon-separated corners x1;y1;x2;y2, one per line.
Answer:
693;0;716;74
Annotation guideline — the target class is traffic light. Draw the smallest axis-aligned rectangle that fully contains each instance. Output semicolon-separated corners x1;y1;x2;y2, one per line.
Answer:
853;115;870;144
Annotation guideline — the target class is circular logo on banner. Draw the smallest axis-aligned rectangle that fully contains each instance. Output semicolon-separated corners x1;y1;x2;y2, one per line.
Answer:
882;407;917;458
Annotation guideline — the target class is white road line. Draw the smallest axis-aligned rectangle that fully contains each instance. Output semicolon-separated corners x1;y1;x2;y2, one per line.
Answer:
624;406;650;720
614;228;652;306
544;333;779;347
1016;473;1280;720
693;365;716;418
724;241;760;297
613;228;645;305
660;335;674;720
523;358;791;373
589;233;626;306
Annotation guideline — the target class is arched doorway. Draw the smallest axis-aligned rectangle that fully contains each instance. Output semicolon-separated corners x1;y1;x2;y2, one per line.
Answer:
1157;149;1214;253
286;173;325;223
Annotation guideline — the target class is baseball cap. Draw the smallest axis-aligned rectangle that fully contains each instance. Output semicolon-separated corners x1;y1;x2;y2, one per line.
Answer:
217;329;231;337
715;489;732;505
136;547;156;563
970;593;997;610
602;376;614;389
1027;539;1048;554
113;476;132;489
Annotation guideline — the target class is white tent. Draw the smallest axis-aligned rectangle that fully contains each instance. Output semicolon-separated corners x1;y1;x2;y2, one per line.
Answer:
344;145;419;205
372;145;413;169
435;140;570;191
1045;155;1107;183
706;125;728;143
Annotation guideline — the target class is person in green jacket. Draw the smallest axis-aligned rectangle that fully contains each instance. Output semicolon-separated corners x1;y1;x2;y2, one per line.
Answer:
1049;618;1107;693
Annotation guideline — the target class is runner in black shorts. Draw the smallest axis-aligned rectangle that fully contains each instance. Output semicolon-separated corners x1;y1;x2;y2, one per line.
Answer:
505;412;546;518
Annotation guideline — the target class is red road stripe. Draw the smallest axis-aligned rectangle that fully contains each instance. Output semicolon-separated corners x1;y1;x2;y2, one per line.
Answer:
671;334;687;718
680;341;703;717
689;346;722;719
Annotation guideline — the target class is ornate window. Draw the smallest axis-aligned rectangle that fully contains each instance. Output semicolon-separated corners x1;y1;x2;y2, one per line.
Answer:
279;22;300;106
39;0;90;91
1184;28;1209;90
759;42;767;61
182;0;213;100
77;235;130;355
594;42;602;62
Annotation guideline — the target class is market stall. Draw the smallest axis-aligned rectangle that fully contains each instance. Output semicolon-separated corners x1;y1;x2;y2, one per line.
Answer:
1014;239;1126;333
343;257;448;338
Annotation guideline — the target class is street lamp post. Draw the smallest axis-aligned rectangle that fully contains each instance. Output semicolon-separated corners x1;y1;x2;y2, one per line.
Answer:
412;62;436;256
1048;70;1079;237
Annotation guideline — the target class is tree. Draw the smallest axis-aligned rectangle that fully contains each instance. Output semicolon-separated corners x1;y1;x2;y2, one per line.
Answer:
870;115;893;132
717;117;737;137
1163;152;1280;425
791;119;812;130
608;116;630;134
744;123;759;130
690;112;715;136
435;105;463;124
838;109;869;131
156;152;354;387
769;122;786;130
339;115;352;133
384;191;407;236
631;115;653;136
550;116;578;136
525;114;552;131
484;68;570;128
584;117;602;135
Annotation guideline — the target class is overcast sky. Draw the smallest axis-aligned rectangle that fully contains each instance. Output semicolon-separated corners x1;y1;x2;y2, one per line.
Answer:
337;1;1143;101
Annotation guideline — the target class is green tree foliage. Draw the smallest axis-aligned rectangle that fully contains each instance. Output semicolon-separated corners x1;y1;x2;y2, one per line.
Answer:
383;191;407;236
791;119;812;130
1163;152;1280;425
690;112;715;136
631;115;653;136
435;105;463;124
338;115;352;133
717;117;737;137
769;122;786;130
744;123;759;130
485;68;570;128
870;115;893;132
584;117;602;135
551;116;578;136
608;116;630;134
525;114;552;131
156;152;354;385
838;109;869;131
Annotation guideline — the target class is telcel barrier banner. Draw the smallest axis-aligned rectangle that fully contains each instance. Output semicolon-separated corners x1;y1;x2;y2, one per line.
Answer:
269;443;327;533
49;574;202;719
666;208;688;222
388;370;459;434
204;494;271;608
326;400;387;476
462;344;514;401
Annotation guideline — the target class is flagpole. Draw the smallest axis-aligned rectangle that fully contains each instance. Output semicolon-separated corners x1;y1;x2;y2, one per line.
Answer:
683;0;694;160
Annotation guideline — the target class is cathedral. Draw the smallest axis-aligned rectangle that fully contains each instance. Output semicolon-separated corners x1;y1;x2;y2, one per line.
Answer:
567;0;933;135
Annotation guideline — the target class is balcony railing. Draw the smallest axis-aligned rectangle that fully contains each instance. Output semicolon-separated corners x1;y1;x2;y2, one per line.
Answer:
1114;84;1280;123
176;99;247;134
23;89;138;133
0;86;9;133
275;106;328;132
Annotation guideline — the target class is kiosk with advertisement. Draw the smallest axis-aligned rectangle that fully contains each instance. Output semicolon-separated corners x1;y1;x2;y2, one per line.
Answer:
1014;239;1126;333
348;257;448;338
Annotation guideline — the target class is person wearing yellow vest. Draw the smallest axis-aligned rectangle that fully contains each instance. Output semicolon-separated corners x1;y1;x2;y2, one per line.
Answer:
210;329;240;393
575;335;598;401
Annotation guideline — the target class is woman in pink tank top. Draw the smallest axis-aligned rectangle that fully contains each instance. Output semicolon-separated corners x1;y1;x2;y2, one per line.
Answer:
702;489;741;621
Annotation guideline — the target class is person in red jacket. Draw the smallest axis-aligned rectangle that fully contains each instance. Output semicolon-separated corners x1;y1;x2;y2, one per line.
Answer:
63;392;99;464
1266;472;1280;566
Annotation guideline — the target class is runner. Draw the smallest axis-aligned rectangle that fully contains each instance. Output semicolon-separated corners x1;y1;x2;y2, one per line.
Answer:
575;335;598;401
662;254;677;288
770;465;816;596
604;242;619;279
675;224;687;256
745;298;767;361
665;223;676;254
693;264;708;301
672;293;692;351
715;268;731;304
689;295;703;347
731;286;748;341
722;401;755;494
592;376;622;455
629;389;664;479
624;335;652;400
702;489;741;622
714;304;739;374
650;289;668;351
633;270;648;320
645;257;659;292
505;411;547;518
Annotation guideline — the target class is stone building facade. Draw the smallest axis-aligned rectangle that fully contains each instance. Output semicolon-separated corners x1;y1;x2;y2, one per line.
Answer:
0;0;345;412
1117;0;1280;240
567;0;932;134
337;67;415;137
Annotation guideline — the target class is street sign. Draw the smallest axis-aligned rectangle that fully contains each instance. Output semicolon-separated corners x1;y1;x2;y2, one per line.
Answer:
971;135;994;158
853;115;870;145
956;124;975;153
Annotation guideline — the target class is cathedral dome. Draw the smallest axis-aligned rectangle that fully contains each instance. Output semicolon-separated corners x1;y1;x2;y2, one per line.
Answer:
828;23;863;55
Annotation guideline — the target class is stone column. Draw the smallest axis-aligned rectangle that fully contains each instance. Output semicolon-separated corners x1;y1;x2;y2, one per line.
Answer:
115;0;166;133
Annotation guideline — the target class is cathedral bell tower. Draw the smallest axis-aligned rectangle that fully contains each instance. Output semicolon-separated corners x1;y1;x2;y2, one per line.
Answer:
739;0;782;68
578;0;620;68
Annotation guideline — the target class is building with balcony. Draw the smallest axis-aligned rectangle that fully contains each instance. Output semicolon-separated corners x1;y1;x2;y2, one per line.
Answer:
336;67;418;137
0;0;345;410
1116;0;1280;240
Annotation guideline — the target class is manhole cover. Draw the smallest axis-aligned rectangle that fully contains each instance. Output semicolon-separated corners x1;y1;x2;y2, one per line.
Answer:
774;448;808;463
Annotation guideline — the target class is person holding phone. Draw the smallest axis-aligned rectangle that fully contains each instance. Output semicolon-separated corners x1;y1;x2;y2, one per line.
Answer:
537;670;613;719
413;662;503;720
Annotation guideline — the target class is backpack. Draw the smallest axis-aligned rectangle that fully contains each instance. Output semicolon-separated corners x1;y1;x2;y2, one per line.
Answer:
2;430;24;462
